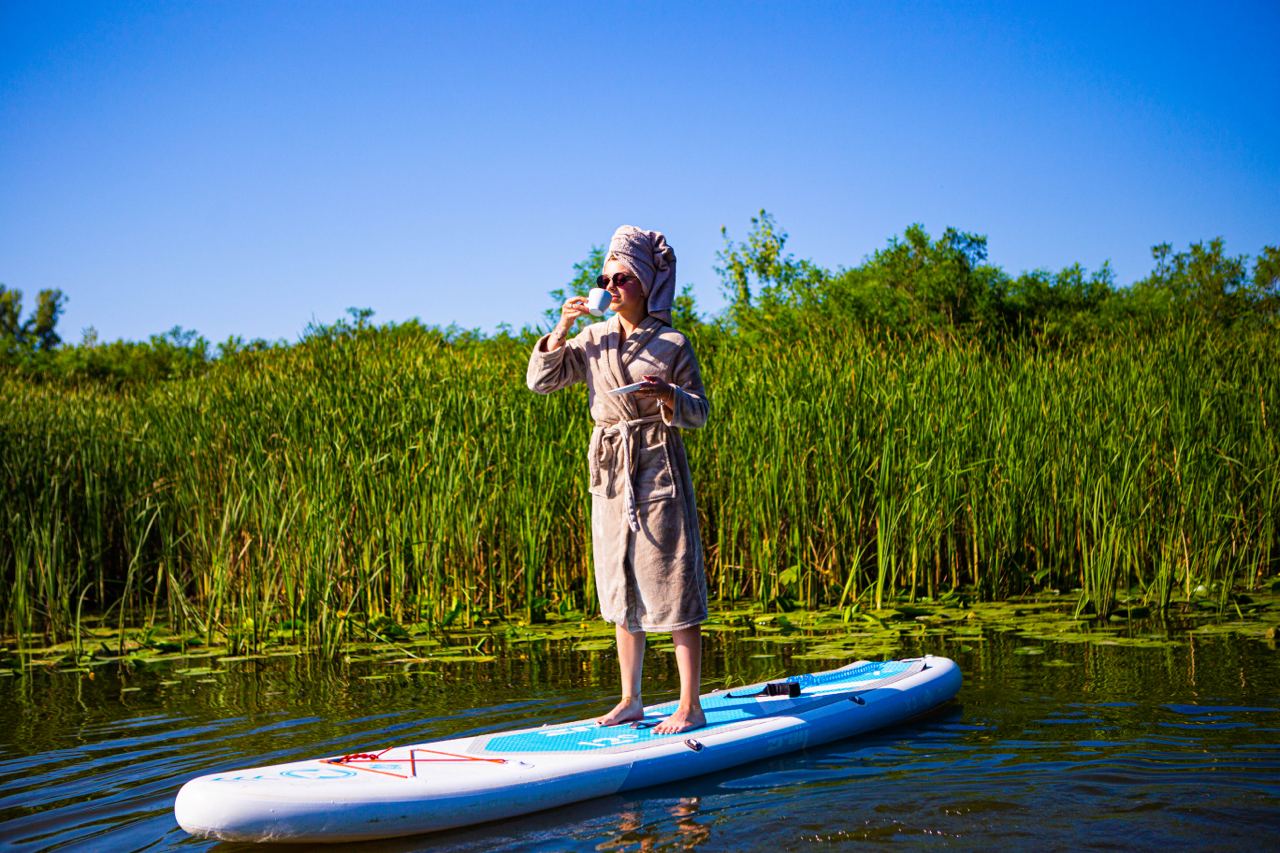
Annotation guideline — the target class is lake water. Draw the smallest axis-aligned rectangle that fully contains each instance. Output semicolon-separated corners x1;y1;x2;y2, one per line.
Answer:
2;606;1278;850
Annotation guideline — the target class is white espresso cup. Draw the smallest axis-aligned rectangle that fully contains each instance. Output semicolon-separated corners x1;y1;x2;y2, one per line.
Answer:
586;287;612;317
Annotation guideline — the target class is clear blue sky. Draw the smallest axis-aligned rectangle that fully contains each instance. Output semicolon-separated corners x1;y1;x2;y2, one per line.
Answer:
3;1;1278;345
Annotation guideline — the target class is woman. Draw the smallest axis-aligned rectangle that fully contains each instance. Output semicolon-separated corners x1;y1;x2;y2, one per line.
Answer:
527;225;709;735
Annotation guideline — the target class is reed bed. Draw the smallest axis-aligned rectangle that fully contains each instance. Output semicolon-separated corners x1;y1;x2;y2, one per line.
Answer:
2;321;1276;650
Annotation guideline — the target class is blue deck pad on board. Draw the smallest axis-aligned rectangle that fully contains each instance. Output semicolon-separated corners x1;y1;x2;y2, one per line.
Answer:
479;660;915;755
790;659;913;688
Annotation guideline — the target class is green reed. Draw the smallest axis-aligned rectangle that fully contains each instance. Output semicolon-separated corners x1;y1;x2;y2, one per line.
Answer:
2;320;1277;651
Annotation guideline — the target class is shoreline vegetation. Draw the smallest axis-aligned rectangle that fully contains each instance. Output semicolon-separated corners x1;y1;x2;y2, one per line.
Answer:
5;591;1279;676
2;215;1278;658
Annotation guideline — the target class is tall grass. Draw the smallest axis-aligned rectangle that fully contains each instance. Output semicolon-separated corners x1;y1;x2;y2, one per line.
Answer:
2;320;1276;650
701;321;1278;618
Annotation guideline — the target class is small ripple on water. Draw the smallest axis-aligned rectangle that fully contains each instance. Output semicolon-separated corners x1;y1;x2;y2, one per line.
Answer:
1162;703;1279;715
1036;716;1110;725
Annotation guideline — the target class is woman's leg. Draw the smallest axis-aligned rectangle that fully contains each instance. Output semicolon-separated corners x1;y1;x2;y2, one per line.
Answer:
598;624;647;725
655;625;706;734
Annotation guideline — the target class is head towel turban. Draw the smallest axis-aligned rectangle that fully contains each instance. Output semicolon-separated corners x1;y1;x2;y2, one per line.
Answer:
607;225;677;326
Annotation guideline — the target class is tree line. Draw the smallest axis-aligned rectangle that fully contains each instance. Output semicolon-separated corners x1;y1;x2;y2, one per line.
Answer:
3;214;1277;387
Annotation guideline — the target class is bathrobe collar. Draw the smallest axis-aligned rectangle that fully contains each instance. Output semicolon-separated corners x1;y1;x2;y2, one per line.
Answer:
605;315;665;420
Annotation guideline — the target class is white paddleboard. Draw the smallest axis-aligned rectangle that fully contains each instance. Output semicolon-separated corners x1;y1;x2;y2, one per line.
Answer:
175;656;961;842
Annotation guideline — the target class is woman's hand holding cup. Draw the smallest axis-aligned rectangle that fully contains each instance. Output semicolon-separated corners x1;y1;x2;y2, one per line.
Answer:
549;295;592;350
558;295;591;327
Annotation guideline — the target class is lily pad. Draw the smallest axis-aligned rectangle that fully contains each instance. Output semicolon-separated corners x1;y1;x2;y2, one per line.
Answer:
175;667;215;677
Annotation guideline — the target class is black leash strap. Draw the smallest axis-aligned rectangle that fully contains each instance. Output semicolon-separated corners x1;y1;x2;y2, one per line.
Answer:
727;681;801;699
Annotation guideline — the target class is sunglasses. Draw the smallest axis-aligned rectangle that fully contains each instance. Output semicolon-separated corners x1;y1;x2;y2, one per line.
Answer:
596;272;636;289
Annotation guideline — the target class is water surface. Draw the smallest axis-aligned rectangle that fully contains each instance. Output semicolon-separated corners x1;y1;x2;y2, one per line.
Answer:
2;614;1278;850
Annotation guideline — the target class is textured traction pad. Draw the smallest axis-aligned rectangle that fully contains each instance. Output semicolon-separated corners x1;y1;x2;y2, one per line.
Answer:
477;660;920;755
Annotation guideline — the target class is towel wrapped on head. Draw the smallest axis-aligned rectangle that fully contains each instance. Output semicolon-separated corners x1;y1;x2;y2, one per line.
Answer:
608;225;677;326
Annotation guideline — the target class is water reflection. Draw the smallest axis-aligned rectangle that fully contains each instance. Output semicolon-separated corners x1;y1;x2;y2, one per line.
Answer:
595;796;710;851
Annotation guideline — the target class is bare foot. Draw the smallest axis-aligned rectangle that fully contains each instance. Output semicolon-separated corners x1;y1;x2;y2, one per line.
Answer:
597;696;645;726
654;705;706;735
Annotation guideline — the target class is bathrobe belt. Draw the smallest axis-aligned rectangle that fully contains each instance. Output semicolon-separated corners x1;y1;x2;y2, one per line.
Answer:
596;414;664;533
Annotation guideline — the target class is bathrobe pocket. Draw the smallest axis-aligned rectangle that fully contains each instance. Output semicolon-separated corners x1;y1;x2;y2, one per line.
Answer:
634;432;677;503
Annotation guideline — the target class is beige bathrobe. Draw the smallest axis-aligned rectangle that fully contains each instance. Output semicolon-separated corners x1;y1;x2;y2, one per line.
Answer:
527;315;709;632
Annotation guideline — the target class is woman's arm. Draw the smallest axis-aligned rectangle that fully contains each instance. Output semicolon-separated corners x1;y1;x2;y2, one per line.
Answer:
526;296;590;394
658;340;709;430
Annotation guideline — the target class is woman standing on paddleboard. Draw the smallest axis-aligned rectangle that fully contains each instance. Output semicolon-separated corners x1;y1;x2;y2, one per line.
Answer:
527;225;709;735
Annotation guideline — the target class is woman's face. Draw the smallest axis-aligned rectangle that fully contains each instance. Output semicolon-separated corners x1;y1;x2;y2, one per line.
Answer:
600;258;645;314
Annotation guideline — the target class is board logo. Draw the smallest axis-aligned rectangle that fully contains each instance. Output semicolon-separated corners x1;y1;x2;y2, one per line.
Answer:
280;767;357;780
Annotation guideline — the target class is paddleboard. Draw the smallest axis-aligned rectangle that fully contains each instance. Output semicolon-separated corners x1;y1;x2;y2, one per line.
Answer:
175;655;960;842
